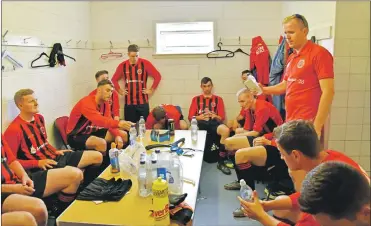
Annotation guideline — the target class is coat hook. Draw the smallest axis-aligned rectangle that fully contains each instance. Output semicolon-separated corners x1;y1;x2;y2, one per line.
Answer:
76;40;81;45
23;37;31;44
128;40;131;44
110;41;113;49
239;36;241;45
147;38;150;46
2;30;9;39
66;39;72;46
85;40;88;48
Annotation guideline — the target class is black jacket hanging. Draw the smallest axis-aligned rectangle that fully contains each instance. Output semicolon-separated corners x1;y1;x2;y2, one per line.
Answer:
49;43;66;67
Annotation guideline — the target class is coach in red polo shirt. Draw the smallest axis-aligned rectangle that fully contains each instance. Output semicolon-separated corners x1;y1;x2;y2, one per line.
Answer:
259;14;335;138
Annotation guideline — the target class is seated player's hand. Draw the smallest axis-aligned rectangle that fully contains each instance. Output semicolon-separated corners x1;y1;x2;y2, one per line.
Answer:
14;184;35;196
38;159;57;170
253;137;271;146
55;149;73;156
21;175;34;188
238;190;266;220
119;120;135;131
115;136;124;149
196;114;207;121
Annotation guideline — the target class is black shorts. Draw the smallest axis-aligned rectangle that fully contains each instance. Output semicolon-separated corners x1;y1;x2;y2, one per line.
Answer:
55;151;83;168
264;145;290;180
1;170;48;205
124;103;150;123
197;119;221;135
68;129;108;150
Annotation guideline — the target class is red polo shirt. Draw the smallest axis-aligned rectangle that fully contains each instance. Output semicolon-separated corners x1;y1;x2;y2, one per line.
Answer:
283;41;334;122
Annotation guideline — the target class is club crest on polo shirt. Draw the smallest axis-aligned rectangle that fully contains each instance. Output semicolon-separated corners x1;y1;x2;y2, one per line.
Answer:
40;126;46;135
211;102;216;108
297;59;305;68
30;146;37;154
137;69;142;74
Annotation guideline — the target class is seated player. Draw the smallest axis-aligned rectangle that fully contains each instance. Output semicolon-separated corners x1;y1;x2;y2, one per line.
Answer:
188;77;230;175
238;120;370;226
146;104;188;130
89;70;120;121
2;210;39;226
1;136;83;217
67;80;134;153
4;89;103;172
298;162;370;226
225;88;283;151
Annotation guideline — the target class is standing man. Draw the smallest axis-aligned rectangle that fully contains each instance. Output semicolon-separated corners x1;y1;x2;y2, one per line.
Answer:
258;14;335;138
111;44;162;123
90;70;120;121
188;77;230;174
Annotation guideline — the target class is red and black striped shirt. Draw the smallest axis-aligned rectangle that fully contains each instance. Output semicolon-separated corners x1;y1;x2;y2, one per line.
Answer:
66;95;120;137
188;94;225;121
1;136;20;184
89;89;120;119
111;58;161;105
4;114;58;170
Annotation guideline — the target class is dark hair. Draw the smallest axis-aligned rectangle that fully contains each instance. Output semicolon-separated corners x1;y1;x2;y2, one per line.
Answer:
95;70;108;80
128;44;139;52
241;70;252;75
273;120;320;158
97;79;113;88
299;161;370;220
201;77;213;85
152;106;166;121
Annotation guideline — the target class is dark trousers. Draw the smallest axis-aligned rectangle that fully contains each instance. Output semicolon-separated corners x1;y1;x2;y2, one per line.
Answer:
124;103;150;123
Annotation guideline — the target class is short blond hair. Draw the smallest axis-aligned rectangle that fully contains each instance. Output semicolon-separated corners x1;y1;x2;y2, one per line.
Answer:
14;89;34;106
236;88;253;98
283;14;309;30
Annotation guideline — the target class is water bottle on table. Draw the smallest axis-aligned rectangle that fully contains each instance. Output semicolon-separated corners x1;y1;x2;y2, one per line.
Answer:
109;143;120;174
138;153;149;197
191;116;198;143
138;116;146;138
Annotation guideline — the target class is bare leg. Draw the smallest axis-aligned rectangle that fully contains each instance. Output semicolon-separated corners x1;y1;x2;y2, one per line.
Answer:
85;136;107;153
225;136;250;151
179;120;188;130
2;194;47;226
217;124;230;145
76;151;103;168
42;166;83;197
2;211;38;226
235;146;268;166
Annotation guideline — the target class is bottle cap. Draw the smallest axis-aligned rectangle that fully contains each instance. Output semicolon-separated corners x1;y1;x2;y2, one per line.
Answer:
240;179;246;186
111;142;116;149
155;149;160;154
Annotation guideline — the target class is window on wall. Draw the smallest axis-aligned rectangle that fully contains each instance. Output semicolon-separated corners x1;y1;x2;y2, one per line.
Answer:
155;21;214;55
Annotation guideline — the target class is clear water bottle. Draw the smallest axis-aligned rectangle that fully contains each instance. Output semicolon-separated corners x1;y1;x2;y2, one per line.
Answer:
240;179;253;202
148;152;158;193
168;153;183;195
138;116;146;138
138;153;149;197
191;116;198;142
129;125;137;147
109;143;120;174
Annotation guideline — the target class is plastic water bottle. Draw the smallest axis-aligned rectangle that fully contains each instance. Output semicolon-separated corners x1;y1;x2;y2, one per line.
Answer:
243;75;262;95
129;125;137;147
240;179;253;202
191;116;198;142
138;116;146;138
109;143;120;174
138;153;149;197
168;153;183;195
148;152;158;193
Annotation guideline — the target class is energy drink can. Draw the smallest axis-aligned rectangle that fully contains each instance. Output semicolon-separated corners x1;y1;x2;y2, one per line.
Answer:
168;119;175;136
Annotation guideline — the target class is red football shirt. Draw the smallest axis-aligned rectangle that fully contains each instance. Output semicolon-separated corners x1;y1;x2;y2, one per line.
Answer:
241;99;283;133
146;104;182;129
1;135;20;184
283;41;334;122
111;58;161;105
4;114;58;169
188;94;225;121
66;95;120;138
89;89;120;119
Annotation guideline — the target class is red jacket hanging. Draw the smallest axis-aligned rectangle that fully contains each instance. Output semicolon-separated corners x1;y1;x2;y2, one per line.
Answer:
250;36;272;103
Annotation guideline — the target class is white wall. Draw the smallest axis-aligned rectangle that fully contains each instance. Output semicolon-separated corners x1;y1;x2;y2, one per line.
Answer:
1;2;93;148
329;1;370;174
90;1;284;121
